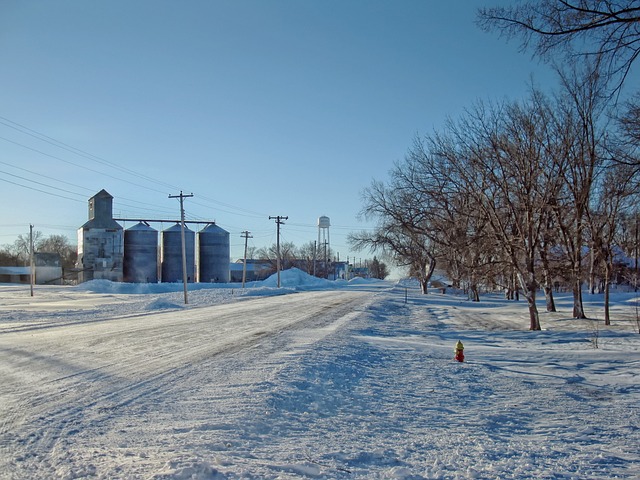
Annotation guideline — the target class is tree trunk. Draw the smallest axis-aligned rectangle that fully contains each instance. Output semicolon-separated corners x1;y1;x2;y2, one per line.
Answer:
572;278;586;319
522;284;541;330
469;284;480;302
417;257;436;295
527;295;541;331
519;272;541;330
604;261;612;326
589;246;597;294
570;240;587;318
544;284;556;312
539;249;556;312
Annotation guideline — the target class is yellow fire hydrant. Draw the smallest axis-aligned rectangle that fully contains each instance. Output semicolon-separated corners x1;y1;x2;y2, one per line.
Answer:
454;340;465;362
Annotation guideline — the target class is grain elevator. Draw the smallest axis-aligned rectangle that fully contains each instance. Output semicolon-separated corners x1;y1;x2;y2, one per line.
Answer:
77;190;231;284
76;189;124;283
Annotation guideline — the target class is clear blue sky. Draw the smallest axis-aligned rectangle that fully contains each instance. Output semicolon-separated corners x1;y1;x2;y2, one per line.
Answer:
0;0;556;263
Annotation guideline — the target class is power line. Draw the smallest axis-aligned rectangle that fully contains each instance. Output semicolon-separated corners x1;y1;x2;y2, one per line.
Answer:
0;158;187;221
0;135;171;196
0;159;96;194
0;115;271;219
0;177;85;203
189;195;267;219
0;115;180;191
0;169;86;199
0;157;179;218
0;160;178;219
0;116;374;247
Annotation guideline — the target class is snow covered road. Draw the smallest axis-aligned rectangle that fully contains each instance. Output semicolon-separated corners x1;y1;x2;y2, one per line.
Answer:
0;287;376;479
0;276;639;479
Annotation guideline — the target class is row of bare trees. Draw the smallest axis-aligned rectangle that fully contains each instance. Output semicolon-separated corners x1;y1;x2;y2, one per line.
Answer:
0;232;77;269
351;65;638;330
350;0;640;330
255;241;389;279
255;241;331;277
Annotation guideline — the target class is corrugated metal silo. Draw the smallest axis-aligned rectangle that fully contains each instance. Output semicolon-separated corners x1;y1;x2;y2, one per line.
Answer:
161;223;195;283
123;222;158;283
198;223;230;283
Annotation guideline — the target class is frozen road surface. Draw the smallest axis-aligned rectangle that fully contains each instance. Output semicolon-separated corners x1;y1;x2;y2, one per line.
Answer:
1;276;639;479
1;287;376;478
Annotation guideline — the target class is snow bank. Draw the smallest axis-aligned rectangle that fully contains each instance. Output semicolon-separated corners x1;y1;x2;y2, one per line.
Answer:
75;267;365;295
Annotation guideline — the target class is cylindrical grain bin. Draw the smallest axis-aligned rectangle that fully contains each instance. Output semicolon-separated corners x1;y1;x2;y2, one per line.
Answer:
198;223;230;283
123;222;158;283
161;223;195;283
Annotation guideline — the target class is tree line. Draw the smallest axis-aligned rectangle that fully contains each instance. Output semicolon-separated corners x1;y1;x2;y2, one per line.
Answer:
0;232;77;269
255;241;389;280
349;1;640;330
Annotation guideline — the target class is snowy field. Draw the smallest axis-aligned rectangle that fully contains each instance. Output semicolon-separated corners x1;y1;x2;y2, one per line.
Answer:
0;270;639;479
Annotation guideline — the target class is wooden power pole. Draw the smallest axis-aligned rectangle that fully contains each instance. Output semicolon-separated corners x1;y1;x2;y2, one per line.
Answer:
29;224;34;297
169;191;193;304
269;216;288;288
241;230;252;288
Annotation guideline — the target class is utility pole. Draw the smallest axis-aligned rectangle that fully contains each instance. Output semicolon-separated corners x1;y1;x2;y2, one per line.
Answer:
241;230;252;288
169;191;193;304
313;240;317;277
323;240;328;278
29;224;34;297
347;256;350;280
269;215;288;288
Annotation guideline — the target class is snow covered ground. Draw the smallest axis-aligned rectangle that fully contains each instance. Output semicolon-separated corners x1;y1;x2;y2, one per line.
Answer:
0;270;639;479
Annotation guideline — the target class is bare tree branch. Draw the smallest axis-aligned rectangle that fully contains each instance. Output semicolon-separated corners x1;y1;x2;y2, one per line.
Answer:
478;0;640;94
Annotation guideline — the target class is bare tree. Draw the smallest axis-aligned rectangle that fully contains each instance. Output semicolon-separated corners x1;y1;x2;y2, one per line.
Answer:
587;149;640;323
37;234;77;268
349;178;437;293
478;0;640;94
256;241;297;274
2;232;77;267
406;138;503;301
620;94;640;138
538;215;563;312
431;96;562;330
546;61;610;318
369;256;389;280
295;241;317;275
616;94;640;169
10;230;43;265
0;247;20;266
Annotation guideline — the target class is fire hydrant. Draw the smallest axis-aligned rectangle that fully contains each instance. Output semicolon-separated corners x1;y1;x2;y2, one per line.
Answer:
454;340;465;362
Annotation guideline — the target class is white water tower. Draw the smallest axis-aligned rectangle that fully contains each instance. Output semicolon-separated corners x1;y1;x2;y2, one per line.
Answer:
318;216;330;276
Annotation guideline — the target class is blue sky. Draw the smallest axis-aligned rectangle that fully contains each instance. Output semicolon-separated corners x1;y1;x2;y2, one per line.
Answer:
0;0;557;263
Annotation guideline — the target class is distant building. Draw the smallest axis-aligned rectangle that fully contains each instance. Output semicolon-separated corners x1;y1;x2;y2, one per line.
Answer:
332;261;350;280
34;252;63;284
0;253;62;284
350;266;370;279
76;189;123;283
230;259;273;283
0;266;30;284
